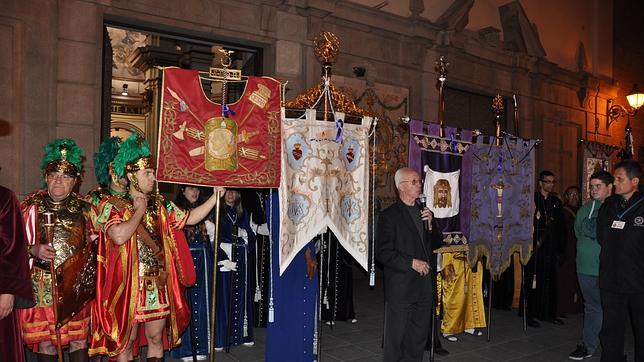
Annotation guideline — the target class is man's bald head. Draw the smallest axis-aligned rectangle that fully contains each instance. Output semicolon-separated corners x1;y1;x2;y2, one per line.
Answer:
394;167;417;189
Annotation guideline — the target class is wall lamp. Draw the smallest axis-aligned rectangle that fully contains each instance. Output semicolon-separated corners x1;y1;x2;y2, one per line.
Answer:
606;84;644;129
121;83;129;96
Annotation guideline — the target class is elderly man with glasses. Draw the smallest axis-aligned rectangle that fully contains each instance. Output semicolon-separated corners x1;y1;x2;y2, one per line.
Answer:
376;167;445;361
19;138;96;362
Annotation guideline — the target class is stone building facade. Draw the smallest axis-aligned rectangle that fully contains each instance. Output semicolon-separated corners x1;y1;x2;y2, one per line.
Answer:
1;0;641;197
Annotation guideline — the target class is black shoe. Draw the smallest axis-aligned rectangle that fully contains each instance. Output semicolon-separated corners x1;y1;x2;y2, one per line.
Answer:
553;318;565;325
527;318;541;328
36;354;58;362
433;346;450;356
69;349;89;362
568;344;592;360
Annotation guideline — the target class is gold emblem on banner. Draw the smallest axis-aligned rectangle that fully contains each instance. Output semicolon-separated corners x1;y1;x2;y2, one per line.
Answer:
248;84;272;109
205;117;237;171
209;68;241;81
209;49;242;81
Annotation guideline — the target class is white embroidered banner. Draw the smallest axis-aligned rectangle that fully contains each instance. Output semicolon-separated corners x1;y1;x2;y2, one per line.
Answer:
279;108;372;274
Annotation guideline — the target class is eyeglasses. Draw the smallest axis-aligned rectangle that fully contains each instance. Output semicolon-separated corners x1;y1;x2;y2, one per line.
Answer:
400;179;422;186
47;173;75;182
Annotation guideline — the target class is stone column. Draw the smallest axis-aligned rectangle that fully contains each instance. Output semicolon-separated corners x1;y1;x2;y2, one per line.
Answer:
129;35;183;155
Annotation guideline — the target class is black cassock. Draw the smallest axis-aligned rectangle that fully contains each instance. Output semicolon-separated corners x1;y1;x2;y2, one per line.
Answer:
241;189;271;328
520;192;564;321
320;231;356;323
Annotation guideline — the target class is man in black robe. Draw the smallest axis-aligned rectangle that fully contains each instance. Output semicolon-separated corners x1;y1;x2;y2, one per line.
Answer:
521;170;565;327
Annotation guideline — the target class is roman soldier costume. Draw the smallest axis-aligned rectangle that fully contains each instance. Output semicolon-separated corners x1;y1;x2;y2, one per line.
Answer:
20;138;96;361
90;133;194;359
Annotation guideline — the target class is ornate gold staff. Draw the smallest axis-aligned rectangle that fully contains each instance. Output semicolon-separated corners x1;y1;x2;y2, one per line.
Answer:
492;94;504;146
513;94;520;137
208;195;221;362
43;211;64;362
208;49;238;362
313;31;340;123
435;56;448;138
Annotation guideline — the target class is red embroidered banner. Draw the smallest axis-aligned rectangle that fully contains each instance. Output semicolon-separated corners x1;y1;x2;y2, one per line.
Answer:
157;67;281;187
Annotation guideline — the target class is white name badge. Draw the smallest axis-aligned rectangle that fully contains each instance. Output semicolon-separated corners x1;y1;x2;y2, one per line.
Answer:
611;220;626;229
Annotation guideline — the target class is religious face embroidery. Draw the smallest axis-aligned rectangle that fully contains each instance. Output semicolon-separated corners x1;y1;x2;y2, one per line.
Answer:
423;167;460;219
433;179;452;208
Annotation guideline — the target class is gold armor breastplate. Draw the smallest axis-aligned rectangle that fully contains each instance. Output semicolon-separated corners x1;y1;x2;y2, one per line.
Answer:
138;202;163;276
35;194;90;269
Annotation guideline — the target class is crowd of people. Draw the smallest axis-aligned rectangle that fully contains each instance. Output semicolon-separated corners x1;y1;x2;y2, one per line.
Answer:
0;134;277;362
376;161;642;362
521;163;643;362
0;133;641;362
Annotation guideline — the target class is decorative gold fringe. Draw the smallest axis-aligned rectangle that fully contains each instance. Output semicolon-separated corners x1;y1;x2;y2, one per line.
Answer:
283;81;373;117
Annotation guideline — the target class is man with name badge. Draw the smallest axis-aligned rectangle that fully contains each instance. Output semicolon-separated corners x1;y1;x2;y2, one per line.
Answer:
597;160;643;362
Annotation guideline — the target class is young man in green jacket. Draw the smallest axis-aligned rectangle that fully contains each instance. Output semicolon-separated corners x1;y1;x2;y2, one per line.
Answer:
569;171;613;360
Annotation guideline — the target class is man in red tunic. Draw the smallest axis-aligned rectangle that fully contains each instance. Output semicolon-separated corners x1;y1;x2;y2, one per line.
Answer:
0;184;35;362
90;133;222;362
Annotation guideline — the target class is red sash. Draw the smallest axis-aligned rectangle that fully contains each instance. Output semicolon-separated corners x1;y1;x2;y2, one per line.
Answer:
170;228;196;287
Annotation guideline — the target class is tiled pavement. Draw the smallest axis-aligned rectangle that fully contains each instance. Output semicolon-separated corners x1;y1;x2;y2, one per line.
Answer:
28;272;635;362
168;272;635;362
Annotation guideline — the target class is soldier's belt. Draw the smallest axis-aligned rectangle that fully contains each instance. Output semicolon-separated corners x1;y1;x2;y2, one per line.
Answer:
33;258;52;271
33;266;52;277
141;268;163;277
140;269;168;287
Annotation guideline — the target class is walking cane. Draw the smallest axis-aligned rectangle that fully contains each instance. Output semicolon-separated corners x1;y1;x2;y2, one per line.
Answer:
43;212;64;362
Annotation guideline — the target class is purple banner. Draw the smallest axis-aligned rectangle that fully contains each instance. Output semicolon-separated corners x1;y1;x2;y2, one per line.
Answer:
408;119;473;244
467;137;537;278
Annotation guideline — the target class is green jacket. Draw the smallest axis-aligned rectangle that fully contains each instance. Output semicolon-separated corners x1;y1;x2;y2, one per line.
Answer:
574;199;602;276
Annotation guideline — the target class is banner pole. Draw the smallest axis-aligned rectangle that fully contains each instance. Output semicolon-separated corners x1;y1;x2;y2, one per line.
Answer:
43;212;64;362
487;275;493;342
209;196;222;362
521;264;527;332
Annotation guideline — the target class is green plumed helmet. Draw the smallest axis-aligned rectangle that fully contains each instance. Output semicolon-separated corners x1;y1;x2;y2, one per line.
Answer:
113;132;153;178
40;138;84;177
93;137;122;186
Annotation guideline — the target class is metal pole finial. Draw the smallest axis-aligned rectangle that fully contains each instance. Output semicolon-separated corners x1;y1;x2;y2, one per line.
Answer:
435;56;449;137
